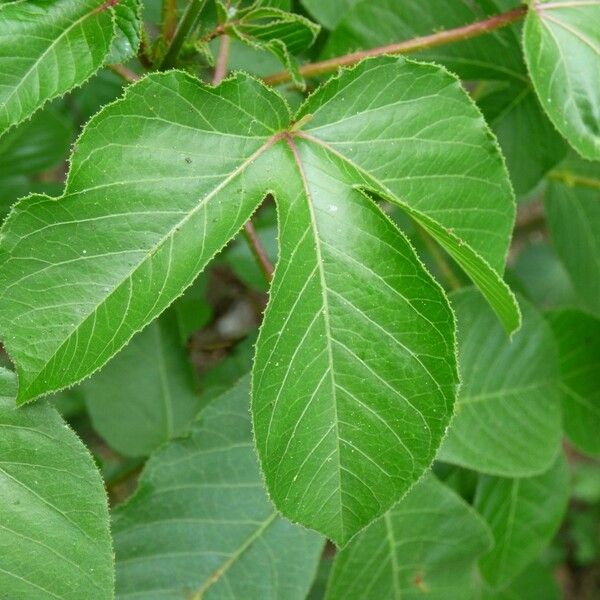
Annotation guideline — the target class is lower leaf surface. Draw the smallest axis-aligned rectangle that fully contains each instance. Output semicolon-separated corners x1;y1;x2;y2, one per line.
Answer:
112;375;324;599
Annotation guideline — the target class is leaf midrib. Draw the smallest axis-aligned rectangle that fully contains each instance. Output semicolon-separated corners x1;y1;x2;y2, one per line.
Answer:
285;134;345;542
191;512;278;599
19;133;283;400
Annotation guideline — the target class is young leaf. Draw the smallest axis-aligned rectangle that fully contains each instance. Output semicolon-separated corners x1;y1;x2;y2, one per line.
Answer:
547;309;600;456
439;288;561;476
83;311;202;457
0;0;117;134
112;375;324;599
107;0;143;64
523;0;600;160
544;155;600;317
475;453;570;588
324;475;493;599
228;6;320;86
0;368;113;598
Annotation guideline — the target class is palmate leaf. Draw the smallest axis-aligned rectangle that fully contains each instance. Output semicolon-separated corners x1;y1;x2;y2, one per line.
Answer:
324;475;493;599
0;0;117;134
83;310;202;457
0;368;113;599
439;288;561;476
112;375;324;599
547;309;600;456
323;1;570;196
475;453;570;587
0;57;517;542
523;0;600;160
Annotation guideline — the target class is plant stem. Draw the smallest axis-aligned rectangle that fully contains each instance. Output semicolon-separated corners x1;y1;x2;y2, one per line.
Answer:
263;5;528;86
417;227;462;291
162;0;179;42
108;63;140;83
243;221;274;283
212;35;231;85
160;0;207;70
210;35;275;285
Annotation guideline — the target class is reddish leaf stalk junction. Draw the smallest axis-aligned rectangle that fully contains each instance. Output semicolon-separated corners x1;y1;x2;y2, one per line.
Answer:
111;4;530;285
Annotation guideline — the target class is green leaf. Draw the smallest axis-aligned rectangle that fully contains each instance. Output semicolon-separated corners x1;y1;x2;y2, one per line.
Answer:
481;562;560;600
439;288;561;476
0;105;73;177
477;81;568;197
297;58;519;332
0;0;117;134
0;70;289;403
547;309;600;456
510;240;580;310
0;368;113;599
107;0;142;64
112;375;324;599
83;311;202;457
323;0;527;81
544;155;600;317
0;58;517;542
475;453;570;587
300;0;361;29
523;0;600;159
228;6;320;87
324;475;493;599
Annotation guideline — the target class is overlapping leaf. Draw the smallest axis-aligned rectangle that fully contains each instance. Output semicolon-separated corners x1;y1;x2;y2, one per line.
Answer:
0;105;73;177
544;154;600;316
477;81;567;197
227;4;319;85
112;375;324;599
547;309;600;456
324;475;493;599
83;311;202;457
0;0;117;133
523;0;600;159
439;288;561;476
475;453;570;587
0;368;113;599
481;562;561;600
107;0;143;64
0;58;517;542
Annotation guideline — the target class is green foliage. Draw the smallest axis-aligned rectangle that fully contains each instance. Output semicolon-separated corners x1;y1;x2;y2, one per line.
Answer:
112;375;323;599
547;309;600;456
439;288;561;476
325;474;493;599
83;310;202;457
0;0;116;133
0;368;113;598
475;454;570;587
523;0;600;159
0;0;598;597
